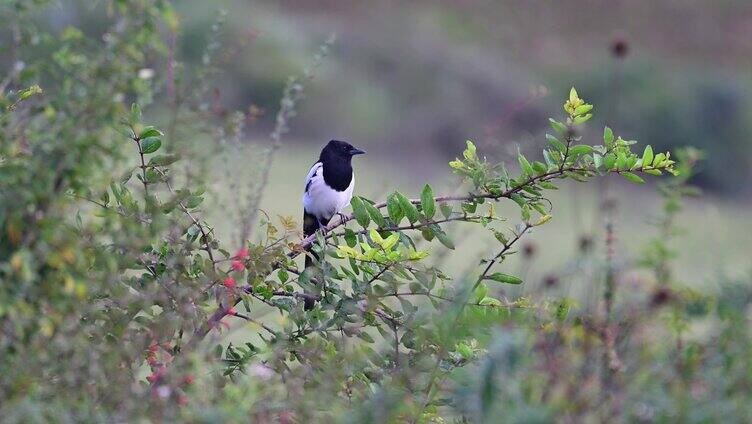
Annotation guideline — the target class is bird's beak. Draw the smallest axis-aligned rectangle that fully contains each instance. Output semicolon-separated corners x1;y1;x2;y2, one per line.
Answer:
349;147;366;156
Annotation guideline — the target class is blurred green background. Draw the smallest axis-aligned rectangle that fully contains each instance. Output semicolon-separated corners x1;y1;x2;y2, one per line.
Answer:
21;0;752;283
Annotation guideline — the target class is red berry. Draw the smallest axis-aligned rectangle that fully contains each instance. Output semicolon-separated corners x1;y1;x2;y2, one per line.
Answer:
227;307;237;316
148;343;158;353
231;260;244;272
146;373;157;383
223;277;236;289
234;247;249;260
183;374;195;385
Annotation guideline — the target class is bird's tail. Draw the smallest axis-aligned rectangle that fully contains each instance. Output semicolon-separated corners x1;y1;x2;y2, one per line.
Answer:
303;211;320;310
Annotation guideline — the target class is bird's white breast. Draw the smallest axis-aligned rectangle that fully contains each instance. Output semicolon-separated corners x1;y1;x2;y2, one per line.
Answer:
302;162;354;224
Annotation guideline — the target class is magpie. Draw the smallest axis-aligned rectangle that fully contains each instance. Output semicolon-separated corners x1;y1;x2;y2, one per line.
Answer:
302;139;366;310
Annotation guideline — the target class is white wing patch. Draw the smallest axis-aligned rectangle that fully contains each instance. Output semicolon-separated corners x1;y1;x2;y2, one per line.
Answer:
302;162;354;224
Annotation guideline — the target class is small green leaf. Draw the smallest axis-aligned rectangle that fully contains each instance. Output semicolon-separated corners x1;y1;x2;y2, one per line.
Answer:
574;104;593;116
593;154;604;170
568;145;593;156
344;228;357;247
357;332;374;343
518;153;534;176
569;87;578;103
18;85;43;101
439;202;453;219
363;200;386;227
549;118;567;135
546;134;566;152
486;272;523;285
642;145;654;167
278;268;289;283
573;113;592;125
463;140;477;160
140;137;161;154
350;196;370;228
395;192;419;223
621;172;645;184
386;194;404;224
130;103;142;123
421;184;436;219
435;229;455;250
148;154;179;166
603;126;614;144
139;126;164;139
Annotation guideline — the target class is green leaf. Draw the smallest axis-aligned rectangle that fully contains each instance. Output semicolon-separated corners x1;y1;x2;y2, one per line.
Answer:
521;204;531;221
548;118;567;135
568;145;593;157
616;151;628;170
486;272;523;285
278;268;289;283
439;202;453;219
344;228;357;247
532;161;547;175
435;229;455;250
18;85;43;101
140;137;161;154
517;153;534;176
642;145;654;167
130;103;142;124
573;113;592;125
363;200;386;227
420;184;436;219
148;154;179;166
395;192;419;223
603;126;614;144
546;134;566;152
357;332;374;343
386;194;404;224
569;87;578;103
542;149;557;168
593;153;604;170
574;104;593;116
350;196;370;228
463;140;477;160
185;195;203;208
139;126;164;139
621;172;645;184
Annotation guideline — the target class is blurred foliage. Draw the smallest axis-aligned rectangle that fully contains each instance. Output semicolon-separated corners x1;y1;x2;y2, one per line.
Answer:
1;1;751;423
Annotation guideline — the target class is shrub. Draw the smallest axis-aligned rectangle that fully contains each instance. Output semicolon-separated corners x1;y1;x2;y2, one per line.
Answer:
2;2;749;423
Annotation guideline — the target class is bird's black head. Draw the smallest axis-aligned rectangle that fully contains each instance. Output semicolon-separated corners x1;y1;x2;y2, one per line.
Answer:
319;140;366;164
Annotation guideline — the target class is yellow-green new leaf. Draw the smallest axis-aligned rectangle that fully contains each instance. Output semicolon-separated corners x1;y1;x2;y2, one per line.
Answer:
642;145;654;167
